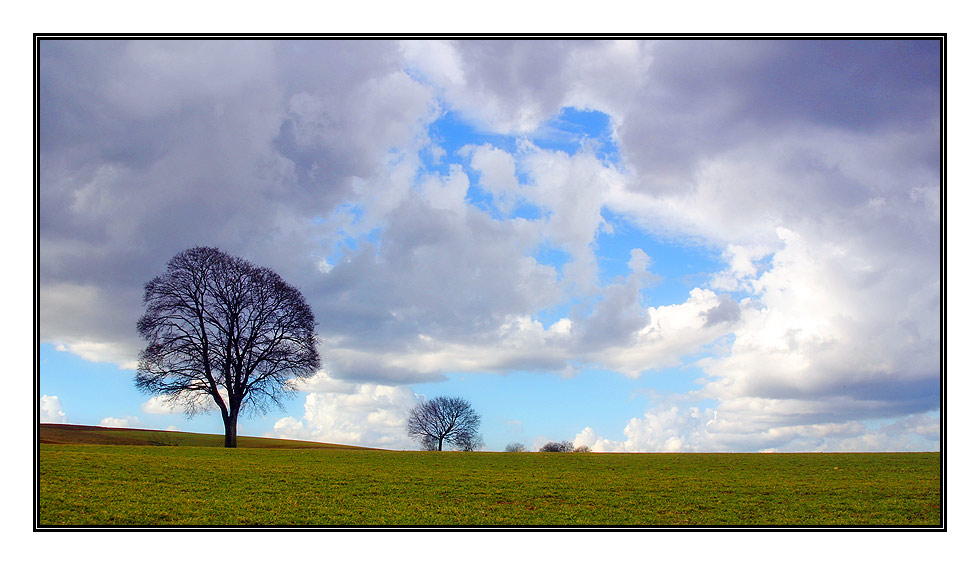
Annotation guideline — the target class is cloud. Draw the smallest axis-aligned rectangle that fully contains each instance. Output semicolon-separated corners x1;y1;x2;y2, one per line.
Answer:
699;226;939;424
42;286;142;369
590;40;939;450
573;426;626;453
612;40;940;200
402;40;656;136
572;209;939;451
505;419;524;435
39;40;434;368
100;416;141;428
702;294;741;327
39;39;679;382
53;341;139;371
140;387;228;417
575;404;940;453
273;373;420;449
402;40;572;133
40;395;67;424
521;146;624;291
585;288;739;377
140;395;177;415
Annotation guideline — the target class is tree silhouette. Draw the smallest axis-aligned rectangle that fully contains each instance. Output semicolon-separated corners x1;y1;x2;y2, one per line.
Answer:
136;247;319;447
406;396;481;451
539;440;574;452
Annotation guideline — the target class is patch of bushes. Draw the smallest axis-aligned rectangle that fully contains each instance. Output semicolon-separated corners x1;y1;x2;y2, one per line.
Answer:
539;441;574;452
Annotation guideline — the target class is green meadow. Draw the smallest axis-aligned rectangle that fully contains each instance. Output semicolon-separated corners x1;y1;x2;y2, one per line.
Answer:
38;426;942;527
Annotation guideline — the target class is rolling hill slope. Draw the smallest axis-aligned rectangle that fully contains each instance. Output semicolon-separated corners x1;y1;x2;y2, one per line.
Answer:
38;423;377;450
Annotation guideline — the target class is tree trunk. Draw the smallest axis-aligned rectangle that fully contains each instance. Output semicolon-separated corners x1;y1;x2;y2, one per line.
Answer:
223;410;239;448
438;436;443;451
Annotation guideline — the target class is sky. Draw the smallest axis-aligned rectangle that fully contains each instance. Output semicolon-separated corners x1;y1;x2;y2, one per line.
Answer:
36;38;943;453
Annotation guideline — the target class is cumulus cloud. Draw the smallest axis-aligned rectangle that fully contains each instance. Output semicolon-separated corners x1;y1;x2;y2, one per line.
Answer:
272;372;419;449
312;193;565;373
402;40;571;133
100;416;141;428
573;426;625;453
592;40;939;451
402;40;655;135
39;39;672;383
699;225;939;428
521;146;623;291
572;211;939;452
575;404;940;453
585;288;739;377
40;395;68;424
39;40;434;368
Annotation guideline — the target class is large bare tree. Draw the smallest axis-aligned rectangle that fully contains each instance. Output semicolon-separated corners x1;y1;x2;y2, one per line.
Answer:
406;396;481;451
136;247;320;447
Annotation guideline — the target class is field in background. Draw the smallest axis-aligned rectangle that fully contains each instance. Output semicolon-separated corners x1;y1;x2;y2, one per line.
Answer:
37;426;942;527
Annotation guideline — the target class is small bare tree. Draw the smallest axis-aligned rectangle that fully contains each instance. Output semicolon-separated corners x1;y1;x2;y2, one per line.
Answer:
459;433;484;452
406;396;481;451
136;247;320;448
505;442;527;452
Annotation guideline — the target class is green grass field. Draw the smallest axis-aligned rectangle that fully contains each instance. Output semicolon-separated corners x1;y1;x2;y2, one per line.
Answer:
37;425;942;527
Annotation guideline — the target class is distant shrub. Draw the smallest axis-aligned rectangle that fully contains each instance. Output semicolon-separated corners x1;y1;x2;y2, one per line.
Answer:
505;442;527;452
539;441;574;452
573;445;592;453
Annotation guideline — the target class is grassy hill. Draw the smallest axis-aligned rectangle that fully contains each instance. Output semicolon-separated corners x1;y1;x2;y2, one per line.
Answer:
38;423;376;450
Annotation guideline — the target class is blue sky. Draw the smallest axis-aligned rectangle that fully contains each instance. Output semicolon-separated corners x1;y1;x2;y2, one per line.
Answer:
37;38;942;452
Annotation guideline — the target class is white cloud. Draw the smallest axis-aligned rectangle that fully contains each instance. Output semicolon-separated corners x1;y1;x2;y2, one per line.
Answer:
709;243;772;292
700;225;938;414
54;341;138;371
573;426;627;453
42;284;141;370
586;288;738;377
272;416;305;439
140;389;224;416
573;213;939;452
401;40;655;135
141;395;177;415
627;248;651;273
40;395;67;424
399;40;466;90
100;416;141;428
576;404;940;454
419;164;470;214
523;147;623;290
274;373;420;449
505;419;525;435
